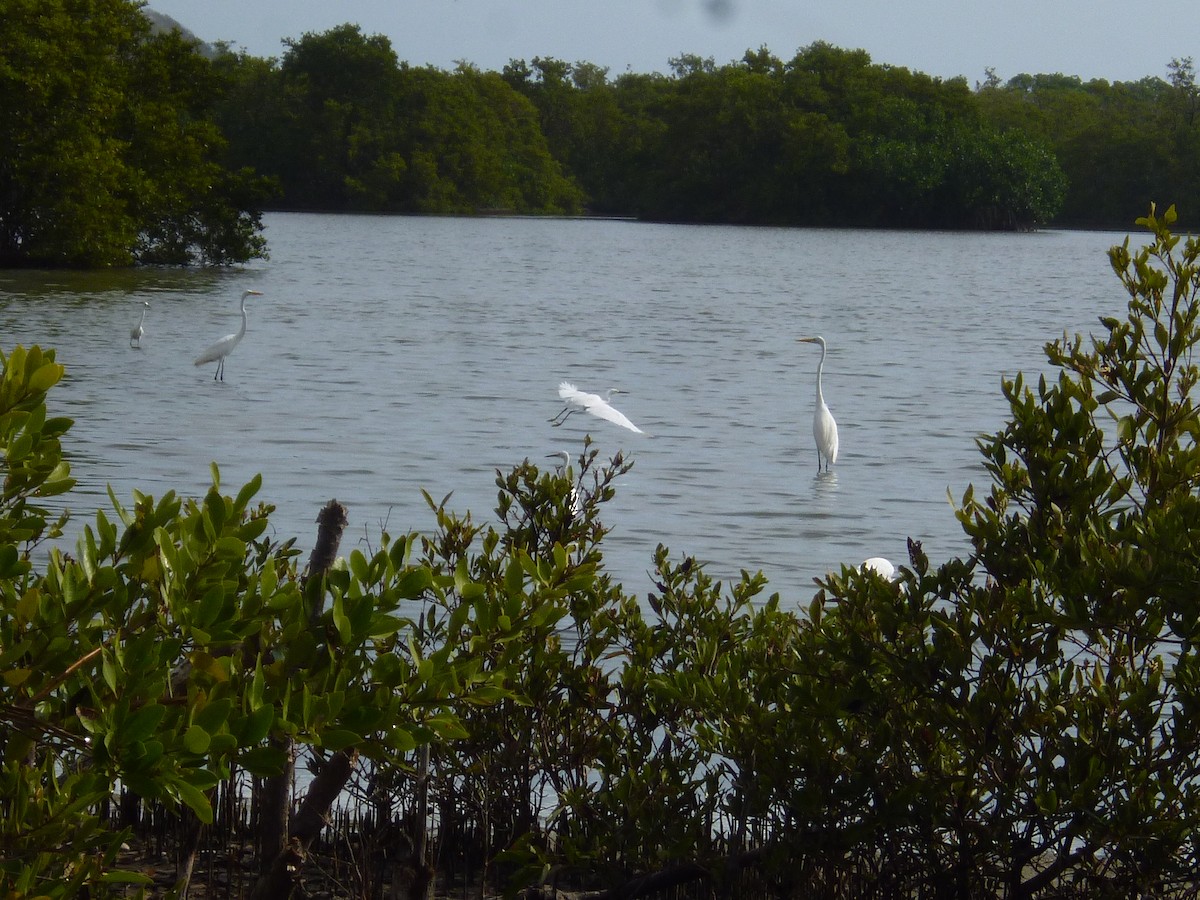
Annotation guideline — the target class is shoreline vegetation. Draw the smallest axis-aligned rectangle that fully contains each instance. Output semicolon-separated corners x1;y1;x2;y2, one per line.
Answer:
2;1;1199;267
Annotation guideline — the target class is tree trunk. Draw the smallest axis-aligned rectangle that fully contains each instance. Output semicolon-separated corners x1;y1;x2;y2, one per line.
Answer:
251;500;350;897
250;749;359;899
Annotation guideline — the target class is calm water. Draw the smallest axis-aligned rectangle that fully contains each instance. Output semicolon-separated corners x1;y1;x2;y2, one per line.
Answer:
0;214;1138;604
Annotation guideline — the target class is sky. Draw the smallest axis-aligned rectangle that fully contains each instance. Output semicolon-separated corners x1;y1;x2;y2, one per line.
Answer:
146;0;1197;86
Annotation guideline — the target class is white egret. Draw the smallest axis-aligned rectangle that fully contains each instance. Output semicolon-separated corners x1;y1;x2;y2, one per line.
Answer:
551;382;644;434
129;301;149;348
861;557;897;580
194;289;262;380
797;336;838;472
546;450;585;517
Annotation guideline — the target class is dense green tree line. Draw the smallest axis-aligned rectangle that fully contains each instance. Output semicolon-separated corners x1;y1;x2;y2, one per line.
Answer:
976;59;1200;228
2;0;1197;266
215;33;1067;229
499;45;1068;229
4;209;1200;896
205;27;1200;232
210;24;582;216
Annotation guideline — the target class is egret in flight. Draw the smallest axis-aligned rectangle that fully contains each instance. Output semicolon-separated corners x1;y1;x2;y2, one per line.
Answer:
194;289;262;380
129;301;149;349
551;382;644;434
797;336;838;472
546;450;585;517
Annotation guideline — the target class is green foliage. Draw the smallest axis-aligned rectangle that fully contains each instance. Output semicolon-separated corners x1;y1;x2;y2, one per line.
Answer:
7;4;1198;243
0;0;268;267
946;203;1200;891
0;347;518;895
976;64;1200;229
208;30;1081;228
502;43;1063;229
212;26;583;215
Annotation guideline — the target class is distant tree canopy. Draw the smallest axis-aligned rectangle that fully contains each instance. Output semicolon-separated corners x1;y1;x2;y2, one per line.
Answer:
214;30;1197;232
0;0;270;267
2;2;1198;268
212;25;584;216
975;58;1200;227
215;34;1068;229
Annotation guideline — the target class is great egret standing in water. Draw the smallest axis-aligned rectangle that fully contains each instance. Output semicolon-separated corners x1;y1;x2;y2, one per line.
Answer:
194;289;262;380
129;301;149;349
551;382;644;434
797;336;838;472
546;450;585;518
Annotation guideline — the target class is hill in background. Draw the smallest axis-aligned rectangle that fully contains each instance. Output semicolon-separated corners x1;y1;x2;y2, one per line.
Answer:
143;8;218;58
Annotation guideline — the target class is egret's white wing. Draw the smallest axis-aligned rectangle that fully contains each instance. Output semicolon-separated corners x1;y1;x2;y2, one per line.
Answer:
194;333;237;365
558;382;591;406
582;399;643;433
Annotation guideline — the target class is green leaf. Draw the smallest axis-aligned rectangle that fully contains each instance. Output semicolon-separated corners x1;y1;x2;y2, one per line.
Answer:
368;613;406;639
333;593;351;643
504;559;524;597
395;566;432;599
102;650;119;694
349;549;370;583
195;697;233;734
387;726;417;752
172;778;214;825
27;360;64;392
124;704;168;743
233;474;263;511
183;724;212;755
250;657;265;709
238;745;290;776
241;705;274;745
321;729;362;751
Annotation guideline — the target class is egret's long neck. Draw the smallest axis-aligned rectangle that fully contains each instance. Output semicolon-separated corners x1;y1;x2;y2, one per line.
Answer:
815;342;827;403
237;295;250;337
138;308;147;326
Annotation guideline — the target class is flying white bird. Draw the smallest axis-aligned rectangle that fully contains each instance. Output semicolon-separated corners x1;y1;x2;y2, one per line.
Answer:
194;289;262;381
797;336;838;472
551;382;644;434
546;450;585;518
129;301;149;348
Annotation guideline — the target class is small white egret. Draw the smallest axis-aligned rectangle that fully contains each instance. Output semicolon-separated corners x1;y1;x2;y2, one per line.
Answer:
551;382;644;434
129;301;149;348
194;289;262;380
797;336;838;472
546;450;585;517
861;557;897;580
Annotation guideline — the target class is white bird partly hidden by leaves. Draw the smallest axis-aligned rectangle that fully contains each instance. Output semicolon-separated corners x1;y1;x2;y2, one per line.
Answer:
797;336;838;472
129;301;149;349
546;450;585;518
194;289;262;380
551;382;644;434
861;557;897;580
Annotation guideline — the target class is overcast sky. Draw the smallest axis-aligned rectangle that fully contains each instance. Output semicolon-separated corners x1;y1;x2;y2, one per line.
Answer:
147;0;1196;86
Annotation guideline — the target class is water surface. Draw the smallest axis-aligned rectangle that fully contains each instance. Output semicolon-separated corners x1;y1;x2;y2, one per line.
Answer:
0;215;1138;604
